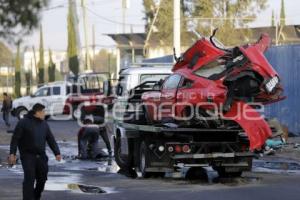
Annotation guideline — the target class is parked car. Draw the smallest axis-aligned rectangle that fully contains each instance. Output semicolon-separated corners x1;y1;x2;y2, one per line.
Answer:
141;31;285;151
12;81;72;119
12;72;113;120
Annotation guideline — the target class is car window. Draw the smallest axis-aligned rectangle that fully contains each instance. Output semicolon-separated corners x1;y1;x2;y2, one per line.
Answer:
52;86;61;95
139;74;170;84
78;74;107;94
194;58;226;78
67;85;78;94
180;78;193;88
162;74;182;90
34;87;49;97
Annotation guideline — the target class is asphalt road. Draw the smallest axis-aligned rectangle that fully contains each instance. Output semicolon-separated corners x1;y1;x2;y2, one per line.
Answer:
1;118;300;200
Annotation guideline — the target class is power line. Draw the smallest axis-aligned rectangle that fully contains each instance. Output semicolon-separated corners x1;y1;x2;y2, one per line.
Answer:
85;6;144;27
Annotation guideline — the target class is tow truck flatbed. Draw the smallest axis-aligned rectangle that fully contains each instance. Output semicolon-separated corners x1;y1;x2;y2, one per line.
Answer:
117;122;244;133
114;121;254;177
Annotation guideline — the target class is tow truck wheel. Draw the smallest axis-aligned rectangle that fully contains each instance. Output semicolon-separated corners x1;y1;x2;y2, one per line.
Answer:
114;135;132;170
139;141;152;178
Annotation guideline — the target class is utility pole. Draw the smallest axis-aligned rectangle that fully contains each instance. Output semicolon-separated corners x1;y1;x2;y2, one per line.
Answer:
81;0;90;70
173;0;181;60
92;24;96;70
69;0;82;72
122;0;130;33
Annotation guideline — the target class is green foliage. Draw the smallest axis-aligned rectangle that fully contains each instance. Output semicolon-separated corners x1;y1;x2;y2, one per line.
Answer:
48;49;56;82
189;0;267;46
67;1;79;76
280;0;286;26
92;49;116;77
143;0;267;47
0;0;49;41
0;41;13;66
272;10;275;26
38;25;44;85
14;43;21;97
143;0;156;32
25;72;31;95
143;0;190;46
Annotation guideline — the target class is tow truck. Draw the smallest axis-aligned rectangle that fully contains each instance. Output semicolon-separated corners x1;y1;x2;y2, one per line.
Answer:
113;80;253;178
112;31;284;178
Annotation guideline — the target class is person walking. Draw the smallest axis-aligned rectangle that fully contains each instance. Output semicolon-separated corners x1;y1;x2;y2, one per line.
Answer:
8;103;61;200
1;92;12;127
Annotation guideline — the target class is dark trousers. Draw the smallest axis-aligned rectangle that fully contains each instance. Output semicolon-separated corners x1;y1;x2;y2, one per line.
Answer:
2;111;10;126
99;129;112;153
21;154;48;200
79;133;99;159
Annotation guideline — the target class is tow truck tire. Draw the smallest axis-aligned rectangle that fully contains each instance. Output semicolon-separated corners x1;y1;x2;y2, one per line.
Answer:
114;136;132;170
16;107;28;120
139;141;153;178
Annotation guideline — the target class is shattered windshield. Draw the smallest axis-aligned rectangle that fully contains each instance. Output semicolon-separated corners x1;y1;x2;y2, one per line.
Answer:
194;58;226;78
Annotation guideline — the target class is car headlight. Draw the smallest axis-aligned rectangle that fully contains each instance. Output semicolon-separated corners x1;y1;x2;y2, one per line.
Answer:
265;76;279;93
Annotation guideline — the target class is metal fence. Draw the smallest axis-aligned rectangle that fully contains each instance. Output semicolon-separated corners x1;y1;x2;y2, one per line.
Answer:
265;45;300;135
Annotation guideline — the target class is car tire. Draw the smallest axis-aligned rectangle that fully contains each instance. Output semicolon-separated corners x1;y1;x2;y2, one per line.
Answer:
72;106;81;120
16;107;28;120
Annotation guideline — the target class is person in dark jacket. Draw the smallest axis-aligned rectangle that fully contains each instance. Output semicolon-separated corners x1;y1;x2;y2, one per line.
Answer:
8;103;61;200
78;115;112;159
1;92;12;127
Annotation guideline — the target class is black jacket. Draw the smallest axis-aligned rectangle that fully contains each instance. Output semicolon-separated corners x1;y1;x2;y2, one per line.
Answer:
10;111;60;156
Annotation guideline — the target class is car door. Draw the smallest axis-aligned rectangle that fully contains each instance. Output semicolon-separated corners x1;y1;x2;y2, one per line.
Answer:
159;74;182;121
49;86;65;115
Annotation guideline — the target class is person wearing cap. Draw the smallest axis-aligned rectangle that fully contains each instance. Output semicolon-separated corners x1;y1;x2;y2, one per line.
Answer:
78;115;112;159
8;103;61;200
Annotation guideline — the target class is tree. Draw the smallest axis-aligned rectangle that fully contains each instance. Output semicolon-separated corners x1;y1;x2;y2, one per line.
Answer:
25;67;31;95
14;43;21;97
48;49;56;82
271;10;275;27
92;49;116;76
186;0;267;46
0;0;49;41
0;42;13;66
143;0;267;47
143;0;190;46
280;0;286;26
67;0;79;76
38;25;45;85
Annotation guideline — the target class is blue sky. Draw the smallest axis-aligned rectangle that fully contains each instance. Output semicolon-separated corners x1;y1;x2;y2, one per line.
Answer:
23;0;300;51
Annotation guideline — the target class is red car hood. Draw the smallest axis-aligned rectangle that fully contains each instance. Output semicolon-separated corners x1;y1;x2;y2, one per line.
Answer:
172;38;224;72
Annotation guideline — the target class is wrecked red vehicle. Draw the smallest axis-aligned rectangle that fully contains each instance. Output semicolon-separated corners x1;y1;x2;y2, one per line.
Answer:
142;31;285;151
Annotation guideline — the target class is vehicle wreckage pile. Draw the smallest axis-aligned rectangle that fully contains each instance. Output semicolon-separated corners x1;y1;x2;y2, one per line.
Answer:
141;31;285;151
115;31;286;178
